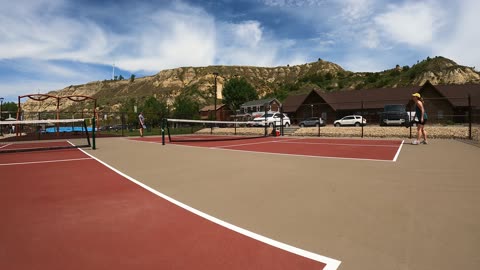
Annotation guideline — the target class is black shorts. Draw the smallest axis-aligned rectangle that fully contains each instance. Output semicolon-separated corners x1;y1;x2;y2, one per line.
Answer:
416;119;427;125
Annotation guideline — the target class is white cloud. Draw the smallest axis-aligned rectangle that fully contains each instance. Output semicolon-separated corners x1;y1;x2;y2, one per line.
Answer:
0;0;216;73
374;1;443;47
339;0;375;22
263;0;325;7
432;0;480;68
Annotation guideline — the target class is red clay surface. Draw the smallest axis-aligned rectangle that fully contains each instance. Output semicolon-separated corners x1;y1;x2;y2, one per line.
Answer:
0;148;331;270
135;136;403;161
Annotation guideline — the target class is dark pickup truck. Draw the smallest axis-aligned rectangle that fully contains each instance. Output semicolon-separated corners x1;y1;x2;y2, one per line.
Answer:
379;104;410;126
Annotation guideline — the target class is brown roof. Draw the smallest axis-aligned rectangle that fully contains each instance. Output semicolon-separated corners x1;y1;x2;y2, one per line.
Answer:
315;86;421;110
199;104;226;112
282;94;308;112
428;83;480;107
283;82;480;113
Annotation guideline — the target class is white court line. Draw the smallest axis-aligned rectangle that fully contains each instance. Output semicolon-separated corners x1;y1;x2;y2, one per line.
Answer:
216;139;402;149
160;140;399;162
210;138;299;148
208;146;397;162
0;157;92;166
0;143;12;149
77;148;342;270
392;140;405;162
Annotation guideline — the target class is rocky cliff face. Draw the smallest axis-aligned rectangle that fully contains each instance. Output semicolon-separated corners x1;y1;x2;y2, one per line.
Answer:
21;57;479;112
414;67;480;85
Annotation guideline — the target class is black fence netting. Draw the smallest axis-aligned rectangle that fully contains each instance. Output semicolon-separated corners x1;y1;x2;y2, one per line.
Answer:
5;95;479;141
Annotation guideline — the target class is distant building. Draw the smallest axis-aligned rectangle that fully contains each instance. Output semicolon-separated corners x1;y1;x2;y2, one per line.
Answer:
199;104;232;121
282;81;480;124
239;98;282;118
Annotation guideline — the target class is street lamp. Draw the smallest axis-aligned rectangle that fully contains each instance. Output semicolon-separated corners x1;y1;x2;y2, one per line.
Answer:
212;72;219;120
310;104;314;117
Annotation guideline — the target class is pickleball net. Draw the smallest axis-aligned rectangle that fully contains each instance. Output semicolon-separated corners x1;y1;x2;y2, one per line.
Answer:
163;118;276;143
0;119;94;153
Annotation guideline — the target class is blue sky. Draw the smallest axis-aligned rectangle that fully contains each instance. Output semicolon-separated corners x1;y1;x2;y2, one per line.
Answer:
1;0;479;102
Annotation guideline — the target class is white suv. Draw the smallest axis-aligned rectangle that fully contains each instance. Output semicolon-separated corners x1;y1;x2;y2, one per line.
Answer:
253;112;291;127
334;115;366;127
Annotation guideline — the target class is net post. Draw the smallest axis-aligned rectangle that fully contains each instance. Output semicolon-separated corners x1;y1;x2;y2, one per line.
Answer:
84;119;91;147
166;119;172;143
92;116;96;150
161;118;165;145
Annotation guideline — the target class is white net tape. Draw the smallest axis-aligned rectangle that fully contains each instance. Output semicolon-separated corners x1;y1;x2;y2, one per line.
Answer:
166;118;252;126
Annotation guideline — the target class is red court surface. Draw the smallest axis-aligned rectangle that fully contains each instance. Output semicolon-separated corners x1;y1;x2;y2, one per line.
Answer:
136;136;404;161
0;148;339;270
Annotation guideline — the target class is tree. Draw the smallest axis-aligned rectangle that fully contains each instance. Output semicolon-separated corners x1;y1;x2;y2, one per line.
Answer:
1;101;18;120
1;101;18;113
118;75;124;80
142;96;168;127
173;95;200;119
119;98;138;128
222;77;258;111
130;74;136;82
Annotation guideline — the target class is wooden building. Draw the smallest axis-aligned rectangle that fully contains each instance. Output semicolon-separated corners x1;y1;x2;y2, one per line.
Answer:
199;104;232;121
282;81;480;124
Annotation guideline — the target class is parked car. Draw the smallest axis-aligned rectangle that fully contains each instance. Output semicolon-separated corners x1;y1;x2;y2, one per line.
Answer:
334;115;366;127
379;104;410;126
299;117;326;127
253;112;291;127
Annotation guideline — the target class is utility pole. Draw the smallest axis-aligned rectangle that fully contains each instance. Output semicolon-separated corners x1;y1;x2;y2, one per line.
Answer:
213;72;219;120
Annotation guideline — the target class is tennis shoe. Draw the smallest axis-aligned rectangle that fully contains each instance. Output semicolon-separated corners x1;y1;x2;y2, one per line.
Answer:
421;140;428;144
412;140;419;145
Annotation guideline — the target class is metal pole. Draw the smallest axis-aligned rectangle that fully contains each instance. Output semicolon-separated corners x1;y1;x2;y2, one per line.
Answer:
361;100;364;138
468;94;472;140
161;118;165;145
92;116;96;150
280;105;284;136
409;102;413;139
264;103;268;136
213;72;219;121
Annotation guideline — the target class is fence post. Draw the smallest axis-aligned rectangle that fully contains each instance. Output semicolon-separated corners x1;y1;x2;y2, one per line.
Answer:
280;105;284;136
361;100;364;138
409;102;413;139
468;94;472;140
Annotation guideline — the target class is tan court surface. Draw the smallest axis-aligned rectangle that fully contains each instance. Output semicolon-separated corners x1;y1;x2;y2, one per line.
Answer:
85;137;480;270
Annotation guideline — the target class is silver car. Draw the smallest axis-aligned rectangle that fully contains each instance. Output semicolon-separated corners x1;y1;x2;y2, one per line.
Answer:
334;115;367;127
299;117;326;127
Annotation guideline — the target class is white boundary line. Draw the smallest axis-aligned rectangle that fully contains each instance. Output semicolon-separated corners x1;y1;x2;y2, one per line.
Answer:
212;138;299;148
77;148;342;270
165;141;398;162
392;140;405;162
216;139;401;149
0;157;92;166
0;143;12;149
209;146;397;162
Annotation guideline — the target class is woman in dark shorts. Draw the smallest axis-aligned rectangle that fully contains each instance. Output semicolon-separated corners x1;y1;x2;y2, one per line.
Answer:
412;93;428;145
